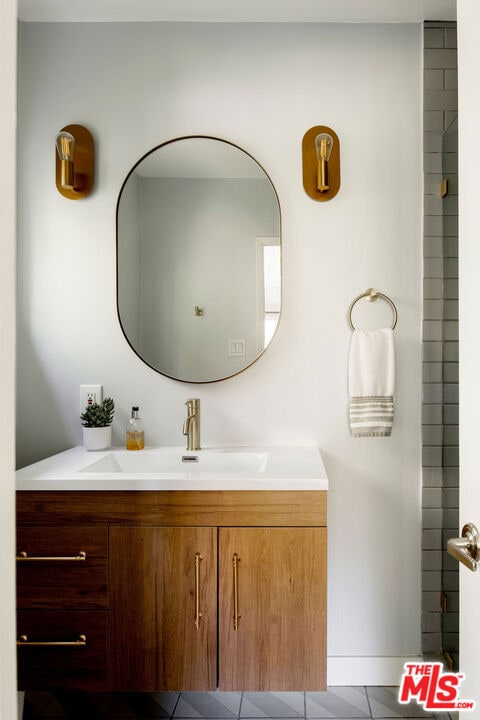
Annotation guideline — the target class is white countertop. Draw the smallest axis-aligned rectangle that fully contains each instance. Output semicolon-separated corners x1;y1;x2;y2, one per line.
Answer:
16;445;329;491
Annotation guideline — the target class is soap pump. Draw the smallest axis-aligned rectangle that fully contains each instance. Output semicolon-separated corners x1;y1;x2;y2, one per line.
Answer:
126;406;145;451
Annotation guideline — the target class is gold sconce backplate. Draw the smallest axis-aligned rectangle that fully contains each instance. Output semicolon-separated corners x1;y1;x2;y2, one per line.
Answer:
302;125;340;202
55;124;94;200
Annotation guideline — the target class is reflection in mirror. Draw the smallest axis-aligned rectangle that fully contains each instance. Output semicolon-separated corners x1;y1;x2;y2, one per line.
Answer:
117;137;281;383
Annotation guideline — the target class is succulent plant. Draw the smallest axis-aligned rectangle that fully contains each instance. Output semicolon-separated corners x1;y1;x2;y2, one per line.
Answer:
80;397;115;427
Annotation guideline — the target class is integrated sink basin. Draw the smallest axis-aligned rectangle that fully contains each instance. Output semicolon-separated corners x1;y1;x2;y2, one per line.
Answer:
82;448;268;475
16;445;328;491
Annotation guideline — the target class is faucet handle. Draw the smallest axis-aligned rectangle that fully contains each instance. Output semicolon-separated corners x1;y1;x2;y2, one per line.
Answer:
185;398;200;410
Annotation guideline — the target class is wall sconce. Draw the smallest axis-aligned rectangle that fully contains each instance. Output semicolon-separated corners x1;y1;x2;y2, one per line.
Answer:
302;125;340;201
55;124;94;199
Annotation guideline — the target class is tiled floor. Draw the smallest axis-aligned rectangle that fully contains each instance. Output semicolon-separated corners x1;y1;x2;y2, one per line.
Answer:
22;688;453;720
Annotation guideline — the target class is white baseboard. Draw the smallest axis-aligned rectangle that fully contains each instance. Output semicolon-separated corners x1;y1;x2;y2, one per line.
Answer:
327;655;422;686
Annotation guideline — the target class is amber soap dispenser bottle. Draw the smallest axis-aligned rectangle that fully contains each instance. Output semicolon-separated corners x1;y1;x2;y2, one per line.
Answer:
126;406;145;450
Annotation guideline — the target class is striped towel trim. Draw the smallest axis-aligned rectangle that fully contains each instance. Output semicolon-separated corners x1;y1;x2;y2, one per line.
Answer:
350;395;394;437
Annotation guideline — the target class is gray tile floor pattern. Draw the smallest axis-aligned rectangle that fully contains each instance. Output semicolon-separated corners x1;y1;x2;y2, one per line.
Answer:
24;688;453;719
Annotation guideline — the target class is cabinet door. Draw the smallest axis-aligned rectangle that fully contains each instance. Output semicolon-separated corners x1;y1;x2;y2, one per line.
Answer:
219;527;326;691
109;527;217;691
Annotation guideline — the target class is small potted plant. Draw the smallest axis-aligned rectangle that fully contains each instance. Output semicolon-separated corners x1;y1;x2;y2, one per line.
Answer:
80;397;115;451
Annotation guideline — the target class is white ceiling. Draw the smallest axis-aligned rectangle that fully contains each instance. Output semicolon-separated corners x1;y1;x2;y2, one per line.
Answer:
18;0;456;23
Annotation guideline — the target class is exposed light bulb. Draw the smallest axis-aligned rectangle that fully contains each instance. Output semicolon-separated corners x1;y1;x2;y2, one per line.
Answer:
55;131;75;189
56;131;75;160
314;133;333;192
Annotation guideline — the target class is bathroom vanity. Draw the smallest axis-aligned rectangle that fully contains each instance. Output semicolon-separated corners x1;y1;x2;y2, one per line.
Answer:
16;447;327;692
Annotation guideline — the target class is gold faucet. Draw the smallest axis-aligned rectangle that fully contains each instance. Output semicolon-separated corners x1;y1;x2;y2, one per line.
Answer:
183;399;200;451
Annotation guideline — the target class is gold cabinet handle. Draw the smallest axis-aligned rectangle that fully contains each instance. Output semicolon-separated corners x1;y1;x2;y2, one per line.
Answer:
16;551;87;562
17;634;87;647
233;553;241;631
194;552;203;630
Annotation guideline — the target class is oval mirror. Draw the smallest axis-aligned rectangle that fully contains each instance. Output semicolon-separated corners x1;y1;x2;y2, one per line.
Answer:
117;136;281;383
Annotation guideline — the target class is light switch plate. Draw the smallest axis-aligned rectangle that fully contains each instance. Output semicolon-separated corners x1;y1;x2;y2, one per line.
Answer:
228;339;246;357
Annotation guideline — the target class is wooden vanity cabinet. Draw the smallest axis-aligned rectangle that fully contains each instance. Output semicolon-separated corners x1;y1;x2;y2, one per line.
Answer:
16;490;327;692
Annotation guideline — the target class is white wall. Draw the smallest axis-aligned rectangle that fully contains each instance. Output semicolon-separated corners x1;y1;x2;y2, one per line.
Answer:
0;0;17;717
16;21;422;682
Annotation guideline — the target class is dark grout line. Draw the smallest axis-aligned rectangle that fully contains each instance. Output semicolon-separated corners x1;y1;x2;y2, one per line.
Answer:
170;692;182;719
363;685;374;719
237;691;244;720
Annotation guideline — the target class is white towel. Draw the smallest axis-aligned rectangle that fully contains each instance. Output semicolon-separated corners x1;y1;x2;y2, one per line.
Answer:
348;328;395;437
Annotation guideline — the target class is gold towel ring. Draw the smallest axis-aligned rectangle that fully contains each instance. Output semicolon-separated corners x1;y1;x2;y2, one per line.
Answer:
348;288;397;331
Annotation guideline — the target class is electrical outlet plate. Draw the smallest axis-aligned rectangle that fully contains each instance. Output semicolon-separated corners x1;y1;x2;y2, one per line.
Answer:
80;385;103;414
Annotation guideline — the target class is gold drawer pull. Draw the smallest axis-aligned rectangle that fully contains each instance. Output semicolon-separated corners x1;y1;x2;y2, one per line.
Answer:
17;634;87;647
16;551;87;562
194;552;203;630
232;553;241;631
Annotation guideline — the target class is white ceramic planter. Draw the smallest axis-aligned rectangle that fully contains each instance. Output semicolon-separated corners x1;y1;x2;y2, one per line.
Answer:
83;426;112;451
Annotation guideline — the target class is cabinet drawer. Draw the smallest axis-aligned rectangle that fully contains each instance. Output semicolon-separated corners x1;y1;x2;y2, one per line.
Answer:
16;527;107;609
17;609;107;691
